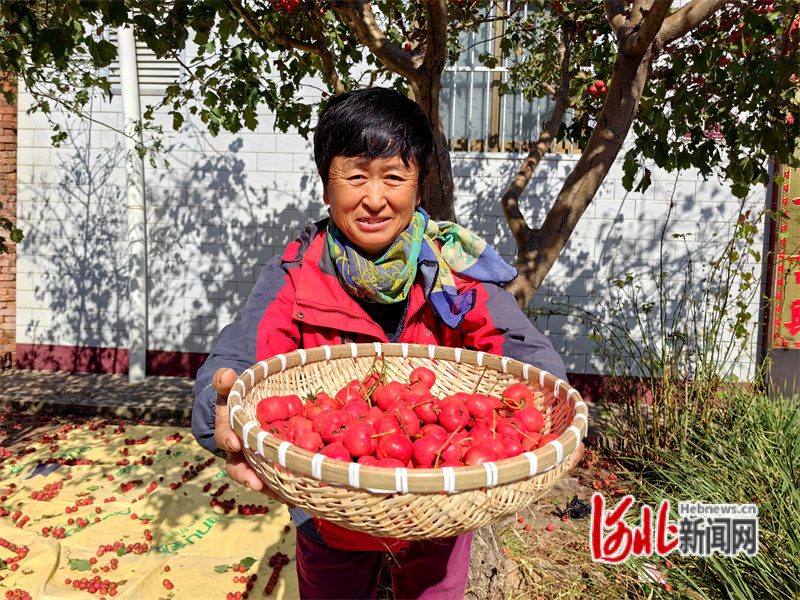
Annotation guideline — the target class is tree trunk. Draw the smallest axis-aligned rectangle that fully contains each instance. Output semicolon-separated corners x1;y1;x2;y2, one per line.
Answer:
505;44;657;308
411;78;456;222
466;525;507;600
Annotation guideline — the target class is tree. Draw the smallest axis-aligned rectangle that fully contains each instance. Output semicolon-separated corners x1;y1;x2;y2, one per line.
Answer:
1;0;798;310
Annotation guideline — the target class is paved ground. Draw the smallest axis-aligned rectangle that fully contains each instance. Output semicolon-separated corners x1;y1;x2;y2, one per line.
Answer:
0;368;195;422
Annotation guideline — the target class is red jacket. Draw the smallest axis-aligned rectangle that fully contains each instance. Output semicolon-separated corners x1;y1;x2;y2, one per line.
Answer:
192;220;567;551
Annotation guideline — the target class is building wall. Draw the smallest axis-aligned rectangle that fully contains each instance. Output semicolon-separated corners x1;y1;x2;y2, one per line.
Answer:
0;78;17;369
13;88;768;387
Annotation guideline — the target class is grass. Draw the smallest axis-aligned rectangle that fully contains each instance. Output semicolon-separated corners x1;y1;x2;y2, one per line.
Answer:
634;389;800;600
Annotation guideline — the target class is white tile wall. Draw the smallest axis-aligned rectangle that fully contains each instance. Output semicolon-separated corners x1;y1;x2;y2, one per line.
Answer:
13;89;770;382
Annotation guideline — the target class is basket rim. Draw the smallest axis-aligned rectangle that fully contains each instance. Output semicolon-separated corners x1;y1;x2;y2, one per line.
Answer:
229;343;588;495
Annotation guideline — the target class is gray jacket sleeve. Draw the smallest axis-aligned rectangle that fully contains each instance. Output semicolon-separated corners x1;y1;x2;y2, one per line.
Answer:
480;282;569;382
191;222;321;455
191;255;290;455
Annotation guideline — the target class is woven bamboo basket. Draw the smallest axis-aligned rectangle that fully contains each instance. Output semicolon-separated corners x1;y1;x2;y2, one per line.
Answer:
228;343;588;540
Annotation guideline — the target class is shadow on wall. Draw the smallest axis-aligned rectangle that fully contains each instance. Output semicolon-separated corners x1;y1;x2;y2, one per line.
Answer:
19;115;761;382
19;118;323;377
522;172;762;381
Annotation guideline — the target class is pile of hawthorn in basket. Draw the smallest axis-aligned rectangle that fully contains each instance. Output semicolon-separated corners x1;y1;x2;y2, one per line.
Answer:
256;366;558;469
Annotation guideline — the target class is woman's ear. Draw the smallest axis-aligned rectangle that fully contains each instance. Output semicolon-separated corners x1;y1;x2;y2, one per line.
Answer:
415;187;422;207
322;183;330;206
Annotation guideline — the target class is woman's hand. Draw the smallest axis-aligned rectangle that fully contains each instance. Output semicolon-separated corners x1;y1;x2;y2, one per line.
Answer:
570;442;585;470
212;368;292;506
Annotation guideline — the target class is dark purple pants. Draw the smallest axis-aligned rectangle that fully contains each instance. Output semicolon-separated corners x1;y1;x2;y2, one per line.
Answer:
294;530;473;600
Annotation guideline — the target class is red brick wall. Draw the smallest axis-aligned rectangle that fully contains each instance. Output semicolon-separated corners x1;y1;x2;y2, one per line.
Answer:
0;76;17;370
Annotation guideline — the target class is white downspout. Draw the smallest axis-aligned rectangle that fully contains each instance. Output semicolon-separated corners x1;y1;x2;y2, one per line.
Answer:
117;25;147;383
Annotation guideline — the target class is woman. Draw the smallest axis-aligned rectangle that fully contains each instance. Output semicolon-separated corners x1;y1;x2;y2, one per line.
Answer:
192;87;569;599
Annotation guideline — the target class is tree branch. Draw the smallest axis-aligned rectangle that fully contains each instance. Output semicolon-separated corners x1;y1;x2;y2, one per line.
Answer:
228;0;345;94
657;0;728;47
26;85;149;150
449;12;510;36
335;0;419;82
623;1;672;57
501;21;574;259
227;0;316;53
422;0;448;76
604;0;627;36
307;12;347;95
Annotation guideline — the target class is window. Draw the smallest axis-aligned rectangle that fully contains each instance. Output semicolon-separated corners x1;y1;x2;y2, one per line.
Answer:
440;4;578;154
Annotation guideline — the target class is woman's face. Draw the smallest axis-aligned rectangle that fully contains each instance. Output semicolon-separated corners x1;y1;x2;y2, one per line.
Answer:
324;154;421;259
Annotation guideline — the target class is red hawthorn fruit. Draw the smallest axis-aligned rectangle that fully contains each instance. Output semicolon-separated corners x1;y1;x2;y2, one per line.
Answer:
287;416;313;441
469;424;496;447
482;437;508;461
501;383;533;411
409;366;436;389
438;400;469;432
311;408;335;433
373;414;401;436
418;423;448;440
539;433;559;446
265;421;289;440
335;381;364;405
295;432;324;453
360;406;384;427
376;433;413;464
521;432;542;452
465;394;494;420
410;393;440;424
342;399;369;421
343;422;376;458
390;405;421;438
304;402;323;422
385;399;409;414
315;391;336;404
406;384;429;400
496;418;524;442
440;440;464;463
357;455;380;466
284;395;304;419
361;371;381;391
449;392;470;403
514;407;544;432
412;435;443;466
464;446;497;465
319;412;349;445
452;429;470;446
257;396;289;425
373;381;407;411
503;438;524;458
322;442;351;462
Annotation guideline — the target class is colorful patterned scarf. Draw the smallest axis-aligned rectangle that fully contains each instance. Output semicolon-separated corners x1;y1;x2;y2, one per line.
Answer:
326;208;517;329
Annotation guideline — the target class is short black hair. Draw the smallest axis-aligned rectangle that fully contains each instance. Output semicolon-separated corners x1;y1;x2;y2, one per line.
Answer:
314;87;434;186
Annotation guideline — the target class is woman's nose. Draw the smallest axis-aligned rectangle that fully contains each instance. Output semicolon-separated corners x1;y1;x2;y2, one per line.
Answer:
361;181;386;210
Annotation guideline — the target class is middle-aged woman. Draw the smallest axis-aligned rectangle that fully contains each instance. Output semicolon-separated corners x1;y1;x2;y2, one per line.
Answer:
192;87;570;599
